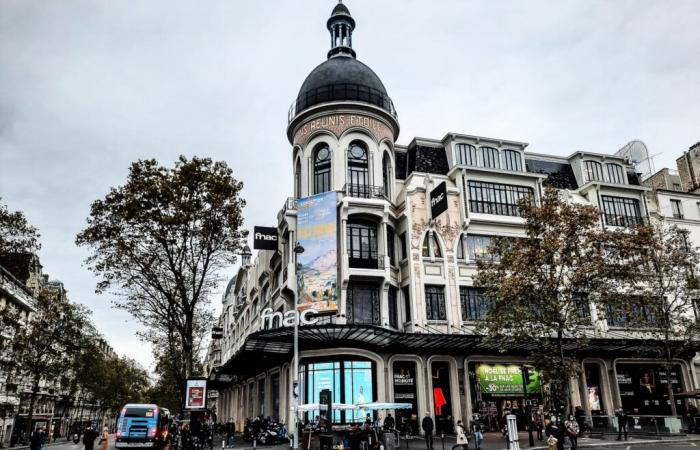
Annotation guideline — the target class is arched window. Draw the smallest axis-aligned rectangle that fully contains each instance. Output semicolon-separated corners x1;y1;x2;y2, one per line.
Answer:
347;142;369;197
295;158;302;199
456;234;465;260
502;149;523;172
585;161;604;182
606;163;625;184
479;146;500;169
455;143;477;166
421;231;443;258
382;152;392;199
314;143;331;194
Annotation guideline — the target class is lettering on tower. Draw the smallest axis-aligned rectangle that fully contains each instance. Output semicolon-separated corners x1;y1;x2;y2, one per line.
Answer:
293;113;394;146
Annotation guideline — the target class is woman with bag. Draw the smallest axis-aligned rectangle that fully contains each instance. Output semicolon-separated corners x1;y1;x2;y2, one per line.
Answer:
564;415;579;450
99;427;109;450
452;420;468;450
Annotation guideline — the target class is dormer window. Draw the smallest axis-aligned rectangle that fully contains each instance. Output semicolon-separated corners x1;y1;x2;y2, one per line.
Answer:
455;143;477;166
502;149;523;172
606;163;625;184
585;161;604;182
479;147;500;169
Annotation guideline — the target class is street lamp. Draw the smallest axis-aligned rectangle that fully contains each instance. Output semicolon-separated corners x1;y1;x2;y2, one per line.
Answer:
292;242;304;450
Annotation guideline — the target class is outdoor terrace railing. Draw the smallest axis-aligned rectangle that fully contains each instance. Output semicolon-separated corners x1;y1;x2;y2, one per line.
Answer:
288;82;398;123
603;213;647;228
343;183;387;200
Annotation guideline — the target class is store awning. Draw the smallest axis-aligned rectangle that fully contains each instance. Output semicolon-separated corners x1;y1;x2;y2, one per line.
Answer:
210;324;698;388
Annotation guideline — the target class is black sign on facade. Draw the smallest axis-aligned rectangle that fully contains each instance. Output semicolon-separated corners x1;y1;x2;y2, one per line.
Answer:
319;388;332;426
253;226;279;251
430;182;448;219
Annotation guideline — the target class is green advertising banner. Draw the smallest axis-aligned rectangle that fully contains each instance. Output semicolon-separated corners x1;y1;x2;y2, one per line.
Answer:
478;364;540;396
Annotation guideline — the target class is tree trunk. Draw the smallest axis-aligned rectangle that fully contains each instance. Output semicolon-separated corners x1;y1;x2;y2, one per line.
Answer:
557;330;571;415
24;377;40;441
665;339;678;416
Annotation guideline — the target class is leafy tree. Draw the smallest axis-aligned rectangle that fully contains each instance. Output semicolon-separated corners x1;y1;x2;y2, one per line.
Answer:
0;198;40;254
76;156;246;393
476;187;614;413
605;223;700;416
144;353;183;413
2;290;91;437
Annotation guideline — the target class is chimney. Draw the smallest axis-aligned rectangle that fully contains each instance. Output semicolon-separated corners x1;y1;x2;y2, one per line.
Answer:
676;142;700;193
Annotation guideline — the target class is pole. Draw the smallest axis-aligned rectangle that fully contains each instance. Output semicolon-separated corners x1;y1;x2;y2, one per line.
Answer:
521;366;534;447
293;243;300;450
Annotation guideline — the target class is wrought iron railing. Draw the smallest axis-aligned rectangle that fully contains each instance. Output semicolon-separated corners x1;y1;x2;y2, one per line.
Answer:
288;82;398;122
0;266;35;310
343;183;387;200
603;213;647;228
348;255;385;270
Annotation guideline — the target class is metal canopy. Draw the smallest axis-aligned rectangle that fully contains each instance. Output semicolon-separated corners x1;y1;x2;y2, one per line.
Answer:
211;324;698;388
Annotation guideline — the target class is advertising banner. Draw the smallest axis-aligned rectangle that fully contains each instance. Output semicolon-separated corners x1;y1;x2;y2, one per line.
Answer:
477;364;540;396
430;181;448;219
296;191;338;313
184;378;208;410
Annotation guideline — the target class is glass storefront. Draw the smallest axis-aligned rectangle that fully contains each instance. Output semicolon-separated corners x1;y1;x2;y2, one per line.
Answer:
392;361;419;434
300;358;375;424
431;362;454;434
616;363;687;415
271;373;280;421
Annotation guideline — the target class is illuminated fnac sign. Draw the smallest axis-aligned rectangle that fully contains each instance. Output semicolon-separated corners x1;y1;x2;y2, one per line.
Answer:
261;307;319;330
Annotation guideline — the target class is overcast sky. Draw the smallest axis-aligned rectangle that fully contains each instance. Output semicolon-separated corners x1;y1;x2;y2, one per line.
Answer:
1;0;699;371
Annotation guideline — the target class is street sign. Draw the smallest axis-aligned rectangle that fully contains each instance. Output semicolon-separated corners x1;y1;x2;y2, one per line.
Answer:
211;326;223;339
253;226;278;250
430;182;448;219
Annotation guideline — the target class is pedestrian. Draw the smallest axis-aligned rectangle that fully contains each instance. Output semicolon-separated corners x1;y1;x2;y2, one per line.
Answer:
30;429;42;450
99;426;109;450
451;420;468;450
564;415;579;450
470;416;483;450
226;418;235;447
615;408;628;441
384;413;395;430
82;427;98;450
545;416;564;450
534;413;543;441
421;412;434;450
573;406;585;437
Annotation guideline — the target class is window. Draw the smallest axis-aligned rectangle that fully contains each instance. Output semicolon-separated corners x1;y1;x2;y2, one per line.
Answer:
425;285;446;320
399;232;407;260
479;146;500;169
347;142;369;195
606;163;625;184
574;293;591;321
468;180;533;217
347;283;380;325
387;226;396;266
388;287;398;328
295;158;302;198
455;143;477;166
402;286;411;322
502;149;523;172
671;199;684;219
601;196;643;227
347;221;378;269
314;144;331;194
422;231;443;258
607;300;658;328
459;287;490;321
585;161;604;182
465;235;498;262
382;152;392;199
456;234;465;260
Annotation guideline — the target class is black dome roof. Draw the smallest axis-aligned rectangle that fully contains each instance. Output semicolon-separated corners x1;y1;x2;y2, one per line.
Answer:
295;55;392;115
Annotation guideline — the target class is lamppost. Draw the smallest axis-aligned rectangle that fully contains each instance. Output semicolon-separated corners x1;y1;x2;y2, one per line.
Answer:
292;242;304;450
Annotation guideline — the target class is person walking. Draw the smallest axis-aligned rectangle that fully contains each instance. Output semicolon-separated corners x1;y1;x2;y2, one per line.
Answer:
451;420;468;450
225;419;235;448
99;426;109;450
564;415;579;450
82;427;98;450
384;413;395;430
421;412;434;450
470;418;483;450
545;416;564;450
30;428;43;450
615;409;628;441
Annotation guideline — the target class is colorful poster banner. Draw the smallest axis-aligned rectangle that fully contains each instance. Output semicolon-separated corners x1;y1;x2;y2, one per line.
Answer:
477;364;540;396
184;378;207;410
296;191;338;313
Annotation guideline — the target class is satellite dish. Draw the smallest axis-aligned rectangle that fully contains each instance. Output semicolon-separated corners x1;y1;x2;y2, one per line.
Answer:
615;140;653;180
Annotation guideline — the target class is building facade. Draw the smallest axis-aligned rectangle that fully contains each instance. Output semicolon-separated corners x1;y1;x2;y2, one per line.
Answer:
207;3;700;435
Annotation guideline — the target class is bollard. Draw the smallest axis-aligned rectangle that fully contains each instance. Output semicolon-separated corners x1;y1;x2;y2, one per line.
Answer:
440;433;445;450
506;415;520;450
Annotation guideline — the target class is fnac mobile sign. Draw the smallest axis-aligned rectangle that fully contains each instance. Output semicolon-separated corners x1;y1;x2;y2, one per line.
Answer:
184;378;207;410
296;191;338;313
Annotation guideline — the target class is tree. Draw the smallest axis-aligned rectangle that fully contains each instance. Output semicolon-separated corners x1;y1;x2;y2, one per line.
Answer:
76;156;246;393
2;289;91;438
144;353;183;413
0;198;40;254
606;223;700;416
475;187;613;413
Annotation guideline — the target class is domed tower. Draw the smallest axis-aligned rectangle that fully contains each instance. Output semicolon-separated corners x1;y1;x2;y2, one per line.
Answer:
287;1;399;202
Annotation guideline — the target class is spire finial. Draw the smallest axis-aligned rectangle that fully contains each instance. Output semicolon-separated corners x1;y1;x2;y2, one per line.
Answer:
327;0;356;59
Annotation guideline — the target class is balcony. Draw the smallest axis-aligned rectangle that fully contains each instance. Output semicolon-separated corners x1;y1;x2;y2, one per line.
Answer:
348;255;385;270
602;213;647;228
289;82;398;123
343;184;387;200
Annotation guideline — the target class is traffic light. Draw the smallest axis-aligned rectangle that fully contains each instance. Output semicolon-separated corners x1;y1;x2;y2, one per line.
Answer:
522;366;531;386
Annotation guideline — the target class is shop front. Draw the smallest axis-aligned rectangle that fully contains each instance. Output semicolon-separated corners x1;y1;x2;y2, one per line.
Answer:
467;362;542;431
392;360;419;434
615;362;688;416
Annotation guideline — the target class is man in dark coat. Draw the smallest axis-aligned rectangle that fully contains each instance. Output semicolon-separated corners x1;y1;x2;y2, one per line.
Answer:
83;427;99;450
615;409;628;441
421;412;434;450
30;429;43;450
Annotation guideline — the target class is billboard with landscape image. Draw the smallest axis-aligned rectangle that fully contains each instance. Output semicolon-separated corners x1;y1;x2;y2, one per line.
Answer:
296;191;338;313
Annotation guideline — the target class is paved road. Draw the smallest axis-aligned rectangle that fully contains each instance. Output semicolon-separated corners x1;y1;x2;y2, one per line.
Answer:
589;443;700;450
